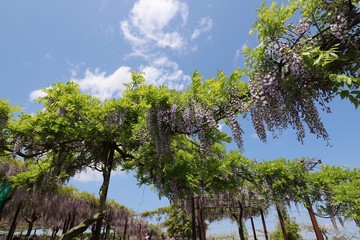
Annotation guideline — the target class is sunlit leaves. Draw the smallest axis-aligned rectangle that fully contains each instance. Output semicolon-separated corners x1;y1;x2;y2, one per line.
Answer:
252;1;300;42
244;0;360;142
0;100;20;157
308;165;360;226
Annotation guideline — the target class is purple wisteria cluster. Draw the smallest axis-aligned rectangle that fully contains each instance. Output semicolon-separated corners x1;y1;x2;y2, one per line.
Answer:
146;101;219;157
248;0;360;142
106;109;126;128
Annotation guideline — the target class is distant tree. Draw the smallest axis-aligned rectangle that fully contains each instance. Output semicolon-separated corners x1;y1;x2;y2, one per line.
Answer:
269;207;303;240
141;205;191;239
0;158;151;240
0;100;19;158
0;68;251;240
254;158;326;239
124;70;251;239
309;165;360;227
2;78;145;240
207;152;261;240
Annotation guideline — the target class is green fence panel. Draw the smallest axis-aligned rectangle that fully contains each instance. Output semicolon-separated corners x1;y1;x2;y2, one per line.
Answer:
0;181;12;208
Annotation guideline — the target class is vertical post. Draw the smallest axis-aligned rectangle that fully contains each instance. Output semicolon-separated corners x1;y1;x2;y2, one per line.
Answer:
236;201;245;240
275;205;288;240
305;195;324;240
250;217;257;240
195;197;206;240
191;196;197;240
259;209;268;240
123;216;128;240
92;145;114;240
138;222;142;240
7;202;22;240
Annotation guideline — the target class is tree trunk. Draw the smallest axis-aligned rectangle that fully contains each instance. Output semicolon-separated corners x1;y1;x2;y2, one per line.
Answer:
191;196;197;240
7;202;22;240
250;217;257;240
123;216;128;240
148;229;154;240
23;210;40;238
330;216;338;231
92;145;114;240
275;204;288;240
59;213;100;240
305;196;324;240
195;197;206;240
26;222;33;238
51;227;59;240
259;209;268;240
137;223;142;240
62;213;70;234
234;201;245;240
104;223;111;240
69;211;77;230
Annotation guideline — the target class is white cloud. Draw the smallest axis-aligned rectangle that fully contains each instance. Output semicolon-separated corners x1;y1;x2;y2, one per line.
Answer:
140;56;190;90
73;167;127;183
191;17;213;41
29;60;190;103
72;66;133;101
131;0;185;33
66;60;86;78
120;21;146;46
234;42;249;63
42;52;52;60
98;0;109;12
251;132;259;139
29;88;48;101
218;122;225;131
68;59;190;100
100;24;115;42
120;0;188;51
74;169;103;182
235;48;242;62
117;0;213;91
29;0;207;104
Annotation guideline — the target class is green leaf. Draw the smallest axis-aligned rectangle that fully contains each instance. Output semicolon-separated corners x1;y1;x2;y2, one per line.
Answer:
346;77;353;86
349;95;359;109
313;55;322;65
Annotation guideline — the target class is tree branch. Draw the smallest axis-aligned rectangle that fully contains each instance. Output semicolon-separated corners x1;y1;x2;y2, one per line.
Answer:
59;213;100;240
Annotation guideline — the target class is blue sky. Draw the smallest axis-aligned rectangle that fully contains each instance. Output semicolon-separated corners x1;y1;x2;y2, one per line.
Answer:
1;0;359;237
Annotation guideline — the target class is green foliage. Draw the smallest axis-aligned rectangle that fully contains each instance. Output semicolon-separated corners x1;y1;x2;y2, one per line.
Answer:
7;158;73;196
329;74;360;108
189;68;249;108
251;1;300;41
3;2;360;238
301;45;340;67
0;100;19;122
123;71;146;90
331;171;360;226
0;100;20;156
208;150;255;192
243;0;360;142
140;204;191;239
254;158;310;204
162;204;192;238
270;209;303;240
0;100;11;124
8;81;144;182
309;165;360;226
